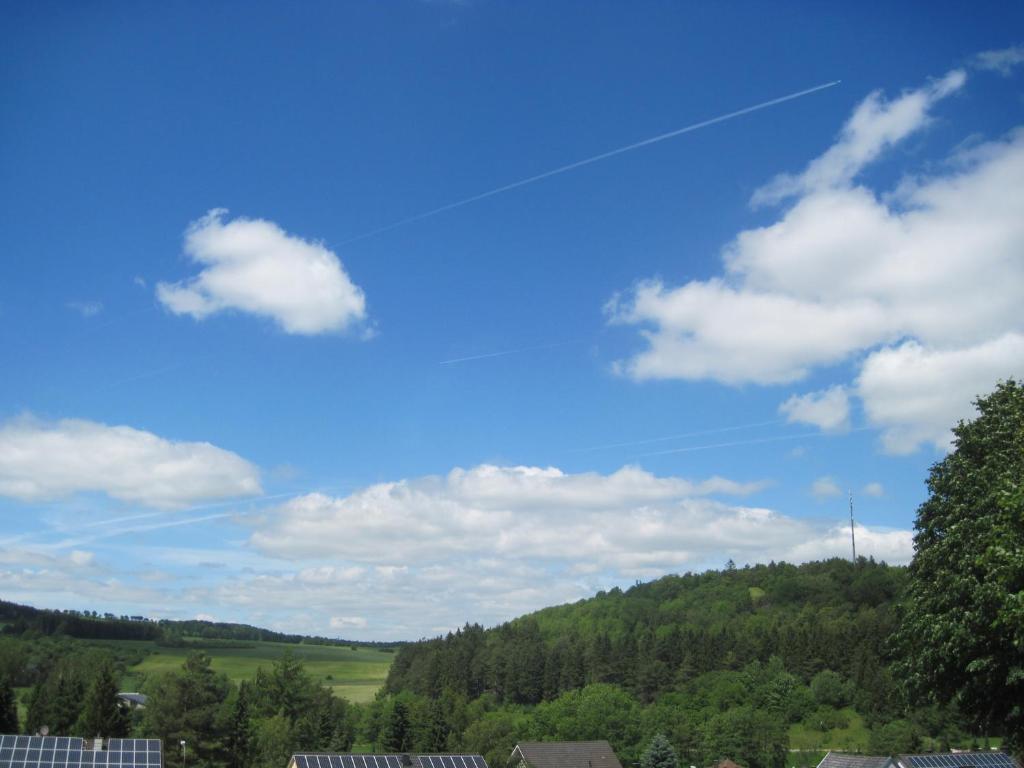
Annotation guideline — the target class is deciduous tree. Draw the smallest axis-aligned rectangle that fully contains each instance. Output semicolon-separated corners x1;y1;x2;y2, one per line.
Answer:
896;380;1024;753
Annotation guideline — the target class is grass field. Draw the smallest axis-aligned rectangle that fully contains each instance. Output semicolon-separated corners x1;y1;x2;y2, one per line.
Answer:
788;708;871;753
91;638;394;704
788;709;1003;756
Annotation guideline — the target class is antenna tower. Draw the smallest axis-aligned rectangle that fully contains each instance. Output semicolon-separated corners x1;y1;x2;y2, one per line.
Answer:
849;490;857;563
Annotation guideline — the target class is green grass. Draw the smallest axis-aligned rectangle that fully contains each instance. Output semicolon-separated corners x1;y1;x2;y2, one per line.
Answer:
90;638;392;704
15;686;29;728
788;708;1005;756
788;708;871;753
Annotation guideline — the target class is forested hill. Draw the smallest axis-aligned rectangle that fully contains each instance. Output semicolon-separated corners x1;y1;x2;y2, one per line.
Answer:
385;558;906;709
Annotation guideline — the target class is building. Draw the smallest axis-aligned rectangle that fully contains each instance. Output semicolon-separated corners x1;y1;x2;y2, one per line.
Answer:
0;736;162;768
816;753;897;768
116;692;149;710
509;742;623;768
288;754;489;768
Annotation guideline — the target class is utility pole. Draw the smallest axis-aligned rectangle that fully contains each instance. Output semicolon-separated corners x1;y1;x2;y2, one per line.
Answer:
849;490;857;563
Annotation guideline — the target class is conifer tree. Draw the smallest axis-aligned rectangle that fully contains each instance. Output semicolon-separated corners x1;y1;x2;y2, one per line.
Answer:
76;664;130;737
51;673;85;735
640;734;679;768
225;681;254;768
0;677;18;733
381;699;410;752
24;681;47;735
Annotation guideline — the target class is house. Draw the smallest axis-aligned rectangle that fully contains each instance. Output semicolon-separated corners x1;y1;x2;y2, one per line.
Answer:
0;736;162;768
896;752;1020;768
288;754;489;768
509;741;623;768
117;692;149;709
817;752;897;768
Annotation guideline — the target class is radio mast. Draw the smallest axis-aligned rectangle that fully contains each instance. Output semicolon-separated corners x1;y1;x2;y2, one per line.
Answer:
849;490;857;563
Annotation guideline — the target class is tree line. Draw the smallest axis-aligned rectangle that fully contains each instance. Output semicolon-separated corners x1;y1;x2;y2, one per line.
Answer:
0;601;397;649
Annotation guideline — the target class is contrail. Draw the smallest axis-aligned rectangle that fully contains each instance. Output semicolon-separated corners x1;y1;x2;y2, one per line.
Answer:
50;511;245;549
637;426;870;457
572;418;787;453
439;340;581;365
75;491;300;530
341;80;841;245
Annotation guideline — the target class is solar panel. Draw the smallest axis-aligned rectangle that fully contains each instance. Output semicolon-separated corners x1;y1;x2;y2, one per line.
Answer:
0;736;163;768
417;756;489;768
903;754;1015;768
290;754;489;768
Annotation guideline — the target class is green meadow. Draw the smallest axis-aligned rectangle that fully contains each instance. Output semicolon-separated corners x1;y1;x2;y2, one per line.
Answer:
787;708;870;753
93;638;394;704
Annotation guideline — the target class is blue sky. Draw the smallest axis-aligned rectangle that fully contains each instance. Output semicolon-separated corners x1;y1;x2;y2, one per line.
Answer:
1;2;1022;639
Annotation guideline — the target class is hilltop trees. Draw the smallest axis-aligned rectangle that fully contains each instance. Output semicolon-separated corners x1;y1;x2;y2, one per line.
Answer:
896;380;1024;752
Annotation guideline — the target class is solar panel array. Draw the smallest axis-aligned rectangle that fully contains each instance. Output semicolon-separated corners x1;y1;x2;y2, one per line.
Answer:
903;754;1017;768
294;756;405;768
292;755;488;768
418;756;488;768
0;736;162;768
819;753;893;768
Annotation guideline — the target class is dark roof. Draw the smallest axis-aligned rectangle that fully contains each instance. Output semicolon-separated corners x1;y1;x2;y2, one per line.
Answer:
117;692;149;705
513;742;623;768
897;753;1019;768
817;753;895;768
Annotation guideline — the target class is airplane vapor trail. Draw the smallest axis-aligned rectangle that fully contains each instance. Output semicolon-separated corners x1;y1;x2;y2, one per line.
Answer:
341;80;840;245
439;340;580;365
572;418;787;453
637;426;870;457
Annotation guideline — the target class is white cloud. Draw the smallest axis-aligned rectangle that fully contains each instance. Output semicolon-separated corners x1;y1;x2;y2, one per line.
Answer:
248;464;910;582
67;300;103;317
2;462;913;640
863;482;884;498
975;45;1024;75
195;613;216;622
609;65;1024;451
249;464;778;567
811;476;843;500
780;385;850;431
856;335;1024;453
69;550;95;566
157;209;367;335
753;69;966;206
212;463;915;636
787;524;911;564
0;416;261;508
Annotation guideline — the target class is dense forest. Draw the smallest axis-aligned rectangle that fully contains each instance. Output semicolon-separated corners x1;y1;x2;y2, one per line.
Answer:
0;559;987;768
386;557;904;707
376;557;983;767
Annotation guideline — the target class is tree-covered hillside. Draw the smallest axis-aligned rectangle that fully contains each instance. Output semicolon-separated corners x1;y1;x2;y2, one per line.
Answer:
375;558;986;768
387;558;905;710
